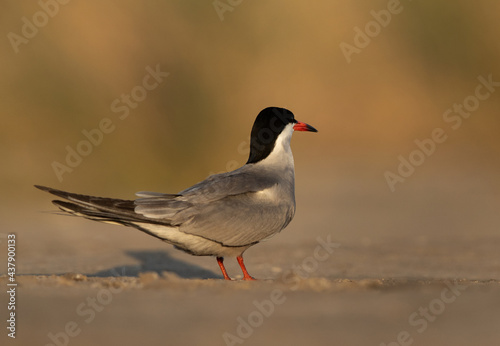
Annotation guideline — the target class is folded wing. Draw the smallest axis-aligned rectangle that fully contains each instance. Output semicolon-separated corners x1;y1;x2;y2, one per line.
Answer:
134;168;291;246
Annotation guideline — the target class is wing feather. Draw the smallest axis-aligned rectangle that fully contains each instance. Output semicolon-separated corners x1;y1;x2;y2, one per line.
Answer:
133;167;291;246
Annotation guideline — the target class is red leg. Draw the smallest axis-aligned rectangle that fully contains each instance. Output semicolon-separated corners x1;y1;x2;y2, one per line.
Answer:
216;257;231;280
237;256;256;281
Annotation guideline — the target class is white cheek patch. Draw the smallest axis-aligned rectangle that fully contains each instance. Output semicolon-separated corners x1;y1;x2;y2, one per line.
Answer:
256;124;295;167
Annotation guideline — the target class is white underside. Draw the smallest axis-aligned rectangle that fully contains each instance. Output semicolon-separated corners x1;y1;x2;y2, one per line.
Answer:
133;222;252;257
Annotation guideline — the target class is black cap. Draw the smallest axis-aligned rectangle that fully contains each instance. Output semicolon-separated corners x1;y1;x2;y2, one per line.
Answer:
246;107;296;164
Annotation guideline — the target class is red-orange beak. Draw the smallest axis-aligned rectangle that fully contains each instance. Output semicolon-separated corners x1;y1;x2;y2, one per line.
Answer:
293;121;318;132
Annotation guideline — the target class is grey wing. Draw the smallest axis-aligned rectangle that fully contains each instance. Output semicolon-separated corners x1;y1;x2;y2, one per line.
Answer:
174;193;295;246
134;168;290;246
135;167;277;217
179;168;277;202
134;192;189;218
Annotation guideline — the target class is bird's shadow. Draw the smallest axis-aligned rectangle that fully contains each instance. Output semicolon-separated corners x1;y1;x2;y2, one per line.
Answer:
89;250;221;279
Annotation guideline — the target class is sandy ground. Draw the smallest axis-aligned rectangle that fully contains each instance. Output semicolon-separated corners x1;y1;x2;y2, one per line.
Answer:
1;165;500;346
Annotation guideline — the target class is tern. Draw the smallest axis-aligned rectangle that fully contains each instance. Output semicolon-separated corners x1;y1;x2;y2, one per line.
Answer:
36;107;317;280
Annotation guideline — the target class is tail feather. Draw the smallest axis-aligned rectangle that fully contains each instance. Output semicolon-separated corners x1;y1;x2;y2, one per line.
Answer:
52;200;135;224
35;185;171;227
35;185;134;212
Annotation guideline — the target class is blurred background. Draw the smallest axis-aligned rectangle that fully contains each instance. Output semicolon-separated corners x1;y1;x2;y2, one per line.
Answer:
2;0;498;239
1;1;500;345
